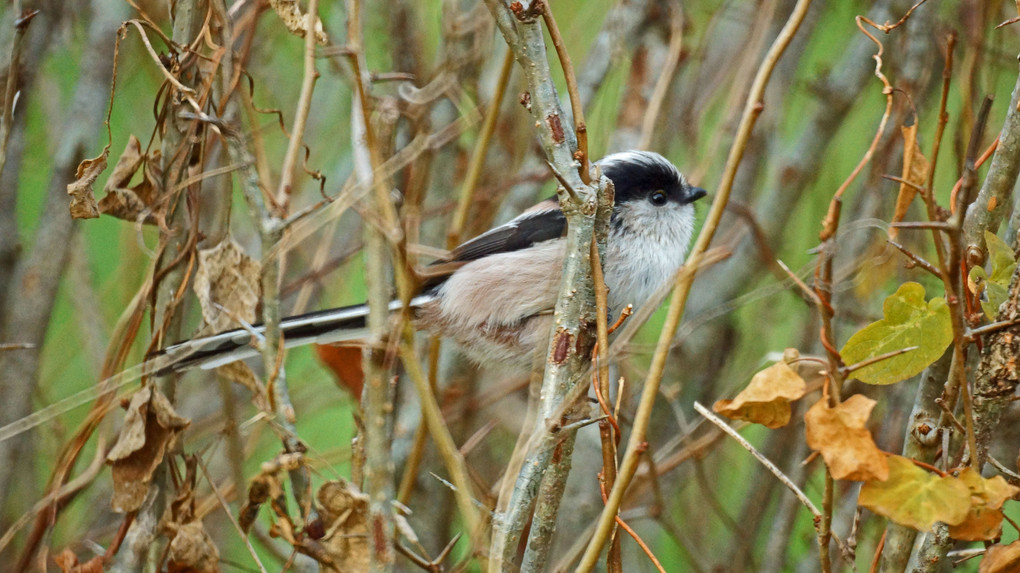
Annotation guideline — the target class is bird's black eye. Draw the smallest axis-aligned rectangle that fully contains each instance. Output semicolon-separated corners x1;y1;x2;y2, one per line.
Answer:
649;190;668;206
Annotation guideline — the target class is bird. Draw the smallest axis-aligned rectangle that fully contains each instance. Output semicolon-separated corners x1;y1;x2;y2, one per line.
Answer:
154;151;706;375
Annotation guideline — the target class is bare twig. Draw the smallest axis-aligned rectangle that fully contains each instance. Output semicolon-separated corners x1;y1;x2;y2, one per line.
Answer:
446;49;514;249
275;0;321;212
694;402;820;516
0;9;37;182
197;456;269;573
886;240;941;278
482;0;607;569
538;0;589;183
576;1;814;570
398;332;486;561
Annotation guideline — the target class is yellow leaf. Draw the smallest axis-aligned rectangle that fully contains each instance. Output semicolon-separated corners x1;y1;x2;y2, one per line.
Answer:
841;282;953;385
804;395;889;481
713;359;807;429
972;231;1018;320
859;455;971;530
958;468;1020;509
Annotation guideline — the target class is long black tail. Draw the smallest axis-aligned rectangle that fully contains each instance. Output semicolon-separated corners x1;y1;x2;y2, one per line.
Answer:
153;295;435;375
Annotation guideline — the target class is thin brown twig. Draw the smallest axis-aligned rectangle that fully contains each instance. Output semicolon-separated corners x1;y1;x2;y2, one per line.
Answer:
275;0;320;211
447;49;514;249
869;531;886;573
197;456;269;573
949;136;998;213
841;346;920;375
398;331;485;561
576;1;814;569
124;20;199;98
639;9;685;151
948;96;993;472
538;0;589;183
887;240;942;278
776;259;822;306
589;233;623;571
875;0;932;32
597;475;666;573
694;402;820;515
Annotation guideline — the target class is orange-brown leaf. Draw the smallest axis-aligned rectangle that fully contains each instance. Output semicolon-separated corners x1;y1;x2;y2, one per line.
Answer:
981;541;1020;573
804;394;889;481
315;344;364;398
948;504;1004;541
713;360;807;428
947;468;1020;541
859;455;971;530
889;124;930;239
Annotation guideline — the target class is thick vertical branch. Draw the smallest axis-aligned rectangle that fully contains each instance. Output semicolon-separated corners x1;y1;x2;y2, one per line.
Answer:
970;57;1020;482
114;1;202;568
482;0;606;570
965;62;1020;249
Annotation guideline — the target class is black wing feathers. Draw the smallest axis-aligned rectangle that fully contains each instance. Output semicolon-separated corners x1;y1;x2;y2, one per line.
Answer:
446;204;566;263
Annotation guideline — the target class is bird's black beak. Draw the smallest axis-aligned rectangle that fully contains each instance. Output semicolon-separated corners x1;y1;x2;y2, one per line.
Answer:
687;187;708;204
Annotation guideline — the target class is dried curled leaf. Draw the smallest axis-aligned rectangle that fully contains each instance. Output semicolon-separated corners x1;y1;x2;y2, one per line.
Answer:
53;549;104;573
268;0;328;44
238;474;276;533
104;134;144;190
317;479;370;572
981;540;1020;573
239;452;301;533
66;148;108;219
841;282;953;385
713;357;807;428
804;394;889;481
859;455;971;531
193;238;261;332
168;521;221;573
107;386;190;512
98;145;164;225
889;123;929;239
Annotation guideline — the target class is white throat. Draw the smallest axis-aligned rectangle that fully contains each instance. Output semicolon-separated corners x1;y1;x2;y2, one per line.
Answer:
603;200;696;313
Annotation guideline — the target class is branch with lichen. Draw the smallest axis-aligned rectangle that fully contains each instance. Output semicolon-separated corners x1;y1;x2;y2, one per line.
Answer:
481;0;610;570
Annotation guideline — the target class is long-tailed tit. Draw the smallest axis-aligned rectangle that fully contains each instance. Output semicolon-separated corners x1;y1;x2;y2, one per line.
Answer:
156;151;706;374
